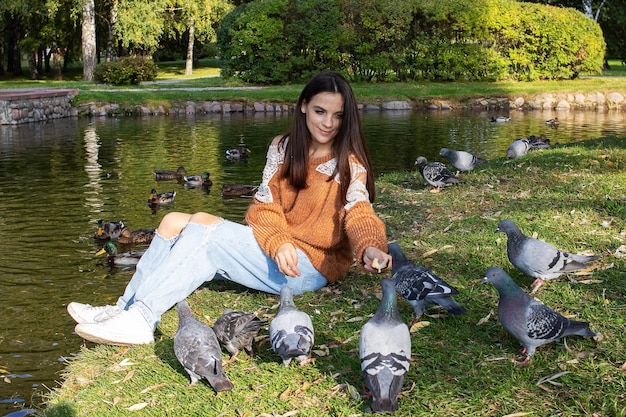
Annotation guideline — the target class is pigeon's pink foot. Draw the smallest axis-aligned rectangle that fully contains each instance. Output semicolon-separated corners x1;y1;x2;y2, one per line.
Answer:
530;278;544;294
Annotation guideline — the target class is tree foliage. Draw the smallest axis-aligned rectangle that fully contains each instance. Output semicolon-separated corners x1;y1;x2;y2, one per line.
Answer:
217;0;605;83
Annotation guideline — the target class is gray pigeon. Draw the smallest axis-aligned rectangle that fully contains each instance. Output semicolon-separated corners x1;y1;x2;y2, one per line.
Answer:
213;308;265;362
415;156;465;191
506;139;531;158
439;148;487;173
174;301;234;392
388;242;467;321
360;278;411;413
496;219;600;293
269;286;314;367
482;267;597;364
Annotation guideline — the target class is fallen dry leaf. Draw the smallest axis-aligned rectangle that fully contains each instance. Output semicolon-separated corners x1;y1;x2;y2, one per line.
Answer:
279;387;292;400
122;369;135;383
140;382;169;393
126;402;148;411
477;309;494;325
409;321;430;333
312;345;330;357
293;382;311;395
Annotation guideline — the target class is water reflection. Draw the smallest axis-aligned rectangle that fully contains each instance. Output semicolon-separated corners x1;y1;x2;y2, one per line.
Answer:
0;109;624;414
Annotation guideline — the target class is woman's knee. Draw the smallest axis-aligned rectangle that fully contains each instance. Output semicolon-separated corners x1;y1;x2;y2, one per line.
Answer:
189;212;222;225
157;212;192;238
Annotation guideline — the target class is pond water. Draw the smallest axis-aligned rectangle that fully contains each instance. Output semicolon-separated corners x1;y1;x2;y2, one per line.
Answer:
0;108;624;415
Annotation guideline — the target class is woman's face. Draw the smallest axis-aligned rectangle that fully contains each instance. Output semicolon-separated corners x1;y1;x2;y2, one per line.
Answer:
301;92;344;148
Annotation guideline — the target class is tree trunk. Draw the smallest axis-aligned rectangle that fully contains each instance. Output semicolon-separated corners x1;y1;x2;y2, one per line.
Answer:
185;17;195;76
28;51;39;79
106;0;118;62
82;0;97;81
52;40;63;80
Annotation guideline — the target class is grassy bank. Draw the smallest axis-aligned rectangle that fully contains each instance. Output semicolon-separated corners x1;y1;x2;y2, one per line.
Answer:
1;59;625;107
42;137;626;416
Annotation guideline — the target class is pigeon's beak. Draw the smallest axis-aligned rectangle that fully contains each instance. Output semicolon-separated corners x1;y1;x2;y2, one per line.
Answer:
495;227;501;233
481;276;489;284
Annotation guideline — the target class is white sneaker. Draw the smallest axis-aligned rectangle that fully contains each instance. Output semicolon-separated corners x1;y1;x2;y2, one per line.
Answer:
67;302;122;324
74;307;155;346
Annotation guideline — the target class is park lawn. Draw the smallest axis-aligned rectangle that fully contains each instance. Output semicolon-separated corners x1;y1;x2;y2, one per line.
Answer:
1;59;625;107
42;136;626;417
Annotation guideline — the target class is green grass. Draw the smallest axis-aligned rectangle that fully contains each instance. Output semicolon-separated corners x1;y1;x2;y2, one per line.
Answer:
41;137;626;416
1;58;625;108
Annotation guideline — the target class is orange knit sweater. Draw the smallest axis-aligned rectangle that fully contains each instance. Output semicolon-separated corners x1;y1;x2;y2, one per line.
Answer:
245;143;388;283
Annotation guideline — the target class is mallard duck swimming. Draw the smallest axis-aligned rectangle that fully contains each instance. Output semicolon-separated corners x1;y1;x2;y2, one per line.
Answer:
183;172;213;188
152;166;187;181
93;219;126;241
226;147;251;161
545;117;560;126
221;184;257;198
490;116;510;123
148;189;176;205
117;227;156;245
96;241;145;267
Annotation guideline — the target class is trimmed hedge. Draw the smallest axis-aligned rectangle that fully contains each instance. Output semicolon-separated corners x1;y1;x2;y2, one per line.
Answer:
217;0;605;83
94;56;158;85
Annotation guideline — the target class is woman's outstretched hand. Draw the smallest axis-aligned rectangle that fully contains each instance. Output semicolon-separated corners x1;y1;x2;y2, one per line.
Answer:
275;242;301;277
363;247;392;273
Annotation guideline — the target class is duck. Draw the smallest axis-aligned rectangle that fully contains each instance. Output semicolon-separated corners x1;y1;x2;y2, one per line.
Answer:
148;188;176;205
225;147;251;161
527;134;551;150
221;184;257;198
545;117;560;126
117;227;156;245
152;166;187;181
93;219;126;241
490;116;510;123
96;241;145;267
183;172;213;188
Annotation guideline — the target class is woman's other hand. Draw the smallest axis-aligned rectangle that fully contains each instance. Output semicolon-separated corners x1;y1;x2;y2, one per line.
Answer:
275;243;301;277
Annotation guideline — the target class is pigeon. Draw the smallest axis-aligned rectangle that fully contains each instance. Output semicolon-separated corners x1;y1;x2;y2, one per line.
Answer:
415;156;465;191
506;139;530;159
496;219;600;293
269;286;314;367
388;242;467;321
482;267;598;364
439;148;487;173
213;309;265;362
360;278;411;413
174;300;234;392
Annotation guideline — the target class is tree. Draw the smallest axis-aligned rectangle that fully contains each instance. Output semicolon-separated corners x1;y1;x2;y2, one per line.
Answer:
162;0;233;75
82;0;96;80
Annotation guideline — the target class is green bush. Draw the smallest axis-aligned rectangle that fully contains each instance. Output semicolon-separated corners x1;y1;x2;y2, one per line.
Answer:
94;56;158;85
217;0;605;84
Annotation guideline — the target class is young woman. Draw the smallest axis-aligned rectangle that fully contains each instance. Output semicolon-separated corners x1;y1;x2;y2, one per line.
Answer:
68;70;392;346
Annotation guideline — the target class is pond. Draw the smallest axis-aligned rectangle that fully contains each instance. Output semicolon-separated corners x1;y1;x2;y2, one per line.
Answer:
0;108;624;415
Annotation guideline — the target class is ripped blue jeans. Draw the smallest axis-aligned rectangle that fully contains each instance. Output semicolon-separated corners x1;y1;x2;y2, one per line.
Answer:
116;220;327;329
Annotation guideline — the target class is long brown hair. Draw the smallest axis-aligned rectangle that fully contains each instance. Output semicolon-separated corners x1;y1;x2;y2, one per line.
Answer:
278;70;376;203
